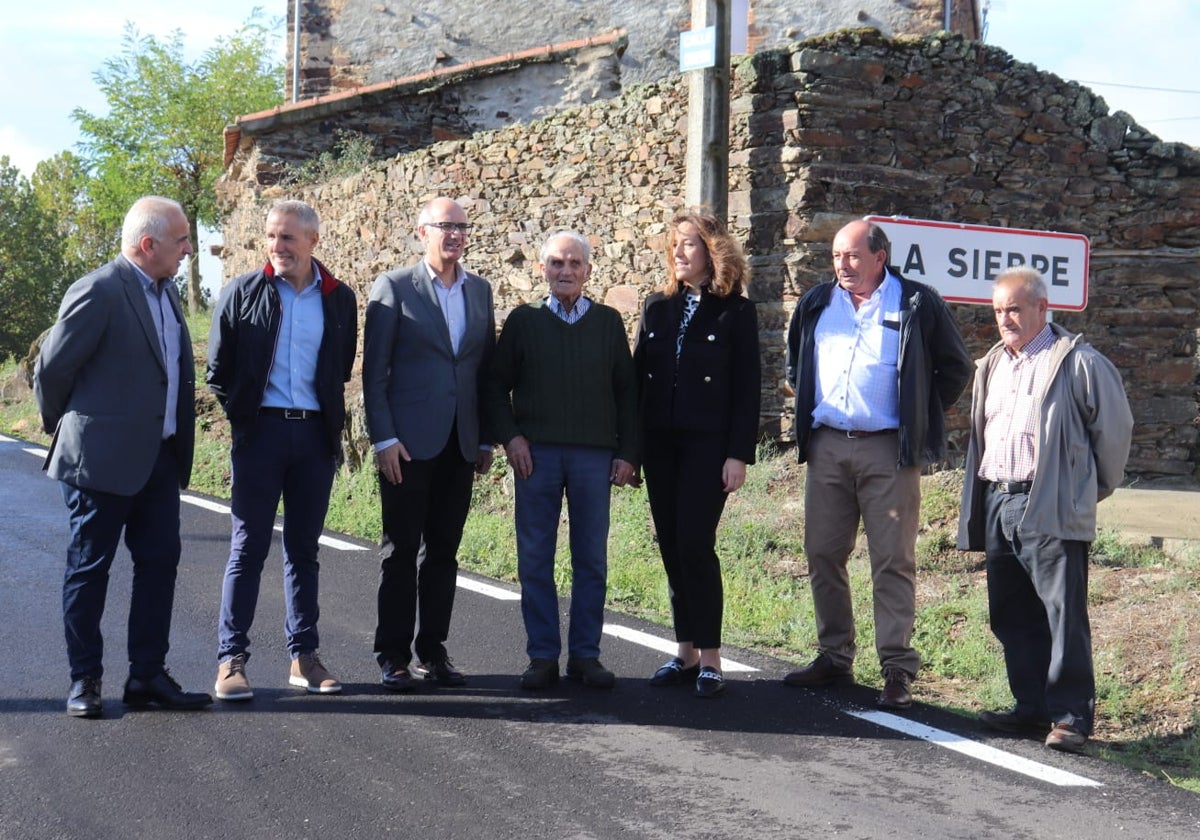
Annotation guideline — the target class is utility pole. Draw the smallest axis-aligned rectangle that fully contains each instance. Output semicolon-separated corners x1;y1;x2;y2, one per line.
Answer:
684;0;732;223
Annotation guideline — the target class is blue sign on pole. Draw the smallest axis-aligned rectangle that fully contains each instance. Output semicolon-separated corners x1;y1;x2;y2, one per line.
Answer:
679;26;717;72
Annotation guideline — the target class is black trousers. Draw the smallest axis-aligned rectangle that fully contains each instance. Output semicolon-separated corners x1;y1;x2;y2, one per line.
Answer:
373;430;474;668
642;429;729;650
984;485;1095;734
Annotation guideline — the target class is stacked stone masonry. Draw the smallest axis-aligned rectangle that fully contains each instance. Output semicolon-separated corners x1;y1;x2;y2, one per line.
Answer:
220;30;1200;479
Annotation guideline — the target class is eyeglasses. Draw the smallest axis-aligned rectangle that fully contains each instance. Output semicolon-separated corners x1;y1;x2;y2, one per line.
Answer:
425;222;473;233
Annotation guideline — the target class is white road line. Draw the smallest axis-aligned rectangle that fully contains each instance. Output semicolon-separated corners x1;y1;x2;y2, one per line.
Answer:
9;436;1109;786
180;494;366;551
848;710;1103;788
456;575;521;600
601;623;759;672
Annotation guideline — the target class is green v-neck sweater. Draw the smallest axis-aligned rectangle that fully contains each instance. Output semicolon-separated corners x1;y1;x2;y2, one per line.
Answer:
485;300;638;464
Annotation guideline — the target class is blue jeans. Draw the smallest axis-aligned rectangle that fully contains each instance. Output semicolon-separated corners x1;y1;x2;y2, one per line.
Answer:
61;440;182;680
217;415;336;661
514;444;612;660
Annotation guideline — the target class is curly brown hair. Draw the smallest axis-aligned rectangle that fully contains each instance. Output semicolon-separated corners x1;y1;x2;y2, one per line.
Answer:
662;211;749;298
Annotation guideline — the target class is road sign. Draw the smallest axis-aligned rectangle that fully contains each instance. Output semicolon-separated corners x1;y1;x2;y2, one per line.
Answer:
679;25;716;72
864;216;1091;311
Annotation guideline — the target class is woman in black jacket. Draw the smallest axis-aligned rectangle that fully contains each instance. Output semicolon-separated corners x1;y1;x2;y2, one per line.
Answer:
633;211;761;698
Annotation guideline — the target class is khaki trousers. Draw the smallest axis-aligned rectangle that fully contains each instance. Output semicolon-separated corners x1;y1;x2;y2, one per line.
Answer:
803;427;922;676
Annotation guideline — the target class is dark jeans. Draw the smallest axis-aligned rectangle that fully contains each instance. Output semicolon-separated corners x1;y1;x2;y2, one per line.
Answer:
984;485;1095;734
373;436;474;668
642;430;728;649
217;415;336;661
61;440;181;680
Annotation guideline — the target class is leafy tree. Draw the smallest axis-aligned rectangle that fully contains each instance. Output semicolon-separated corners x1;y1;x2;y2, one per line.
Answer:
0;157;69;361
31;151;115;283
73;13;283;313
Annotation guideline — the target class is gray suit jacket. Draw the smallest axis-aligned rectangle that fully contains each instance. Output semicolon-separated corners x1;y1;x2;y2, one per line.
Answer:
34;256;196;495
362;261;495;460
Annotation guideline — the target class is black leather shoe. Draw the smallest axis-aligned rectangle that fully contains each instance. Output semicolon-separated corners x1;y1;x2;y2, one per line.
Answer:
877;667;913;710
67;677;102;718
649;657;701;687
520;658;560;690
122;671;212;711
782;653;853;688
381;661;417;693
418;658;467;687
694;666;725;698
565;657;615;690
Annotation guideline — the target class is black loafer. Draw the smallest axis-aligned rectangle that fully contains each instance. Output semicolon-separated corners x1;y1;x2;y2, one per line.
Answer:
67;677;102;718
122;671;212;711
649;657;701;687
381;661;417;693
694;666;725;698
419;658;467;687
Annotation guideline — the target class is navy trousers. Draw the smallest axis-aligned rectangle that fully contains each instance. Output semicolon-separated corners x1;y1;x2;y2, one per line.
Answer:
61;440;181;681
217;414;336;661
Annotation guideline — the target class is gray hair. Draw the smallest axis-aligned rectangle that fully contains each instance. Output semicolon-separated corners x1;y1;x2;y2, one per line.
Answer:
417;197;464;227
121;196;186;250
540;230;591;263
268;199;320;234
994;266;1048;303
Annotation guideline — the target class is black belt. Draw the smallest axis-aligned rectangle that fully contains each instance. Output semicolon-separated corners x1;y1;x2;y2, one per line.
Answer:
990;480;1032;494
828;427;897;439
261;407;321;420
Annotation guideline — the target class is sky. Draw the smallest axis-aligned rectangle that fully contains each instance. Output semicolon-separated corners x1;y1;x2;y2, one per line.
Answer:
2;1;1197;289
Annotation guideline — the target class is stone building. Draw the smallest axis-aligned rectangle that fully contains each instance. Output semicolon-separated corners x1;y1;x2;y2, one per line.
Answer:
217;28;1200;479
285;0;982;100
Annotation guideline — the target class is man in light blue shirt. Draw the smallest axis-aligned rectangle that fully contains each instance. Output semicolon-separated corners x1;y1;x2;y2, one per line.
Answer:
784;219;972;710
207;200;358;701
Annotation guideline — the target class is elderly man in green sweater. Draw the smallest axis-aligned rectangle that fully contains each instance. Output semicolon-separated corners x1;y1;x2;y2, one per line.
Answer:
486;231;639;691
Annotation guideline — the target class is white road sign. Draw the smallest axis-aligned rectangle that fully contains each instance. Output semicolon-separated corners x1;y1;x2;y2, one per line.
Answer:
865;216;1091;311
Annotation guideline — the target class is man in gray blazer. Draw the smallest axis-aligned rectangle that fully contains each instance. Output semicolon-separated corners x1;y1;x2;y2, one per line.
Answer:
362;196;496;691
34;195;212;718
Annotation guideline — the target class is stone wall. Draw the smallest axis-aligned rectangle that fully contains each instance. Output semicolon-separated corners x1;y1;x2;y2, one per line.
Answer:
220;29;1200;479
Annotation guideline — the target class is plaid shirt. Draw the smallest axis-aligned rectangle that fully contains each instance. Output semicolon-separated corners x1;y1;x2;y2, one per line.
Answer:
978;324;1056;483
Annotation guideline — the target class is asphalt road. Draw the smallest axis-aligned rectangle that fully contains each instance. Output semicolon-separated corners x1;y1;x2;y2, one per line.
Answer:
2;433;1198;839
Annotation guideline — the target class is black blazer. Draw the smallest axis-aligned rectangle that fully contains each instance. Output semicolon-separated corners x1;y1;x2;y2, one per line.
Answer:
633;289;761;464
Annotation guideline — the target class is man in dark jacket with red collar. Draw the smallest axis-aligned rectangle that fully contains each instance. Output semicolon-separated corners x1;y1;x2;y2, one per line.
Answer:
207;200;358;702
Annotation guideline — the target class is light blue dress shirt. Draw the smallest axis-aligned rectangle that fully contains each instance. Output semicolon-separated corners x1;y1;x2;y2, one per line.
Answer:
262;263;324;412
127;256;181;439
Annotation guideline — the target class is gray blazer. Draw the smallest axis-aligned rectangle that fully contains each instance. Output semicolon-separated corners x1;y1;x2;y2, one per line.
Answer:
362;261;495;460
34;256;196;496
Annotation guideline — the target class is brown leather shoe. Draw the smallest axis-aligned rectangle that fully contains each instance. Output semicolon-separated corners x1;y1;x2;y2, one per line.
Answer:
979;709;1050;735
877;667;913;709
1044;723;1088;753
782;653;853;688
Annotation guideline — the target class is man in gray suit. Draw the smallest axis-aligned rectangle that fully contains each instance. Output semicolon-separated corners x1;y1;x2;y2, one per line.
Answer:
35;195;212;718
362;196;496;691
